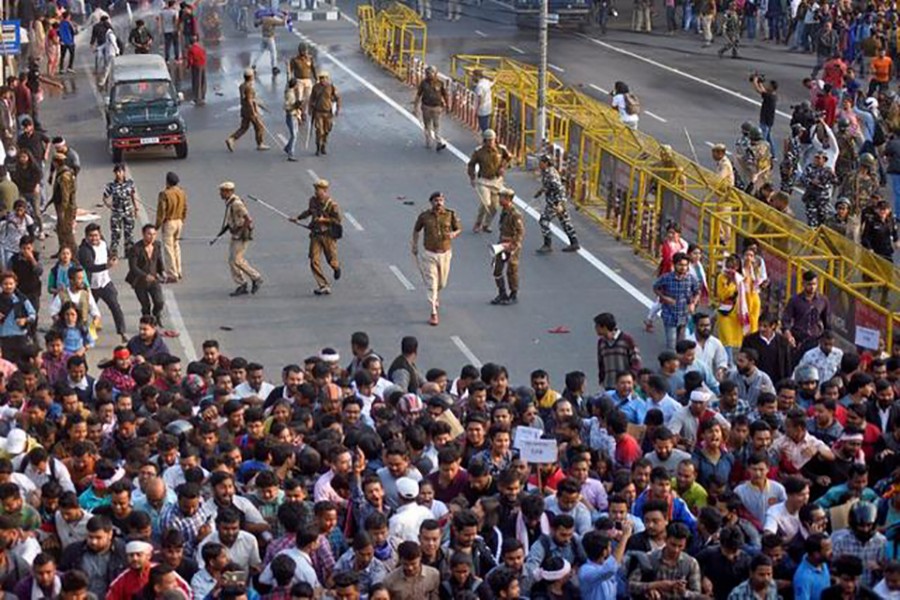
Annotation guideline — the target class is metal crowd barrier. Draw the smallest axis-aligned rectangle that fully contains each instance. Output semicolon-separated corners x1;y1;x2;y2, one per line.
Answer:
357;2;426;79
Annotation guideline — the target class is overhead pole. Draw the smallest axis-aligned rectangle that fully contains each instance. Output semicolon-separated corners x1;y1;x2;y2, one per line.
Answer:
536;0;547;150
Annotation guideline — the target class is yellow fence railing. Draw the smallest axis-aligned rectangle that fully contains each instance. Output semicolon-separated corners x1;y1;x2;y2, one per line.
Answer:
355;16;899;351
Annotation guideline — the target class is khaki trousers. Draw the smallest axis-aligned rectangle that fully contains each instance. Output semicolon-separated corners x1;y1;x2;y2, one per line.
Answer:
299;78;313;117
475;177;502;229
228;238;261;285
422;105;443;147
161;219;183;280
421;249;451;314
310;235;339;289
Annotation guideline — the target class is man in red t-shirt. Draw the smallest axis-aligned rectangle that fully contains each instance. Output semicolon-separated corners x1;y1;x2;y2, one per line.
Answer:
822;54;848;91
185;36;207;105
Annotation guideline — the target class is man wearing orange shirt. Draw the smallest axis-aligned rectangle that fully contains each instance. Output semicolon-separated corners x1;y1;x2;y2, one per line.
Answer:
869;47;892;96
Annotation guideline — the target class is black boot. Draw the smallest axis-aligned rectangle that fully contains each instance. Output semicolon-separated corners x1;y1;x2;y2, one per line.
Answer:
251;278;263;294
505;291;518;304
315;143;321;156
491;293;509;305
321;141;327;155
230;283;249;297
536;236;553;254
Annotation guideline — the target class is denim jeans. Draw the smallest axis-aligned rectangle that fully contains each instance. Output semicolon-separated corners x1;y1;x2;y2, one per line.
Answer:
285;112;298;157
791;20;806;50
889;173;900;216
767;15;782;41
760;122;775;158
683;2;695;30
477;114;490;132
745;15;757;39
664;324;686;350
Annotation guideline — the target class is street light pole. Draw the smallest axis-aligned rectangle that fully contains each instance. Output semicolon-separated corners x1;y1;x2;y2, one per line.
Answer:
536;0;547;149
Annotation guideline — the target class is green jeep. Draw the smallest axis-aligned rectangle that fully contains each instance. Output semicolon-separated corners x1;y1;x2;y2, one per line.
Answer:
106;54;187;162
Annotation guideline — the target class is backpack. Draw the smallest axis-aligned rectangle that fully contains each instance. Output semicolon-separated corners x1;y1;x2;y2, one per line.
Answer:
624;93;641;115
18;452;60;483
873;118;887;146
538;532;587;566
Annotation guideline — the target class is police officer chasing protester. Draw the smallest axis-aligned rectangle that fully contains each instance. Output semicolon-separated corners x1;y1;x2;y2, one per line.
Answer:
215;181;263;297
491;188;525;305
291;180;342;296
226;68;269;153
467;129;511;234
412;191;461;327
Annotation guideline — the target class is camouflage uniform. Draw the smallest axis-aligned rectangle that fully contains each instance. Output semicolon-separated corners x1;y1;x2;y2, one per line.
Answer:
718;8;741;58
746;140;773;195
799;163;838;227
838;169;879;217
779;134;802;192
536;164;579;250
734;133;752;189
834;130;860;181
103;178;136;259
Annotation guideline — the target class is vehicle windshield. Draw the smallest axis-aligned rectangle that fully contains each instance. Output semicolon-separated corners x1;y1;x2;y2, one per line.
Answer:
112;80;174;105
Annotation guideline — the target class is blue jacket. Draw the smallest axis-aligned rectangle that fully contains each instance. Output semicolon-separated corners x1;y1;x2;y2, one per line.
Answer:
59;20;76;46
632;490;697;536
0;292;34;338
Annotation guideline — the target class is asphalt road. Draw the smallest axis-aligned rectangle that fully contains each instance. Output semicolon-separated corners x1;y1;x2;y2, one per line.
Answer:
40;7;671;388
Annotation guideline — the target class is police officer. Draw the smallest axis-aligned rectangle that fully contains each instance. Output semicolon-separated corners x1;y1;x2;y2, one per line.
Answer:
412;191;461;327
215;181;263;296
711;143;735;187
292;179;342;295
467;129;511;234
779;123;805;192
289;44;317;122
226;69;269;152
718;2;740;58
746;126;772;195
826;197;852;238
534;154;579;253
50;152;77;254
733;121;753;189
838;153;879;241
833;117;860;181
101;163;138;260
414;66;449;151
309;71;340;156
492;188;524;305
799;150;838;227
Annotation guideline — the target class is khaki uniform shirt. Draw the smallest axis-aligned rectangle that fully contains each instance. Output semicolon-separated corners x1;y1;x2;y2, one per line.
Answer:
838;171;879;215
155;185;187;227
382;565;440;600
467;144;511;180
310;82;339;114
498;206;525;251
414;208;461;253
417;78;446;108
715;157;735;187
290;56;316;80
225;194;251;240
239;82;259;119
259;16;282;38
297;195;342;237
52;167;76;213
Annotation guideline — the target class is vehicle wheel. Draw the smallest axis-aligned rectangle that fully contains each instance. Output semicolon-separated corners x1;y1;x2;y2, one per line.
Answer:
111;146;123;163
175;142;188;159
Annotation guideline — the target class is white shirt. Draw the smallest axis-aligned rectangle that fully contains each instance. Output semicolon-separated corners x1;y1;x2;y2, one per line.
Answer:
162;464;211;490
695;336;729;375
87;241;111;289
770;431;829;471
54;509;93;548
234;380;276;400
196;530;261;570
202;495;267;526
49;289;101;320
794;346;844;383
260;548;320;587
669;405;729;448
612;94;639;126
389;502;434;542
874;580;900;600
474;78;493;116
764;501;801;540
17;457;75;493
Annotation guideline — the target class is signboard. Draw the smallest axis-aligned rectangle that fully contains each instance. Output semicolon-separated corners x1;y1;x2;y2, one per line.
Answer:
855;326;880;351
513;426;542;450
518;439;558;464
0;21;20;56
547;13;560;23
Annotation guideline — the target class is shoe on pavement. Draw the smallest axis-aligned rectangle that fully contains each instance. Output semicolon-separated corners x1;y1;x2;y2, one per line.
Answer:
225;137;235;152
333;267;341;281
257;144;270;151
287;156;298;162
230;284;249;297
536;243;553;254
482;226;492;233
436;142;447;152
428;313;439;326
251;279;262;294
490;294;509;305
506;293;518;304
314;286;332;296
562;243;581;252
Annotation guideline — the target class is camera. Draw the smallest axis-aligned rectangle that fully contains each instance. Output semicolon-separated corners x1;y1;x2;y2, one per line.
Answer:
750;71;766;82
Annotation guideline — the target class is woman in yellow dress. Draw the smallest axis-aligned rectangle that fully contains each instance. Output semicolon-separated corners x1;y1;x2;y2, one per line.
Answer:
716;254;750;361
742;247;763;333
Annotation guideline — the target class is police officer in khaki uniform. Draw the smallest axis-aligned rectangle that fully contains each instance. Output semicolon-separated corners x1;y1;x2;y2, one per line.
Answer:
491;188;524;305
50;152;77;253
412;191;461;326
215;182;263;296
291;179;342;295
309;71;341;156
414;66;449;151
289;44;317;122
838;153;880;242
467;129;511;233
226;69;269;153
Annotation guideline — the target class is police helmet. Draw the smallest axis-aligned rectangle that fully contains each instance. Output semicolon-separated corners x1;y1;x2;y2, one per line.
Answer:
836;117;851;130
860;153;877;168
740;121;753;134
748;126;763;141
848;501;878;527
795;365;820;383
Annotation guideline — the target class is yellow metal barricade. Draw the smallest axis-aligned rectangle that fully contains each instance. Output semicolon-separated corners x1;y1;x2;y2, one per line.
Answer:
357;2;426;80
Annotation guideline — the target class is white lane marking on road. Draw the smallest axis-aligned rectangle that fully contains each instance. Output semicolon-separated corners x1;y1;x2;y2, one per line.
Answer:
475;29;487;37
83;61;198;361
589;83;609;94
226;105;240;112
487;0;514;9
276;133;288;145
644;110;667;123
509;45;526;55
306;169;320;181
389;265;416;290
451;335;483;368
577;34;792;120
294;30;654;308
344;211;364;231
548;63;565;73
341;13;359;26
